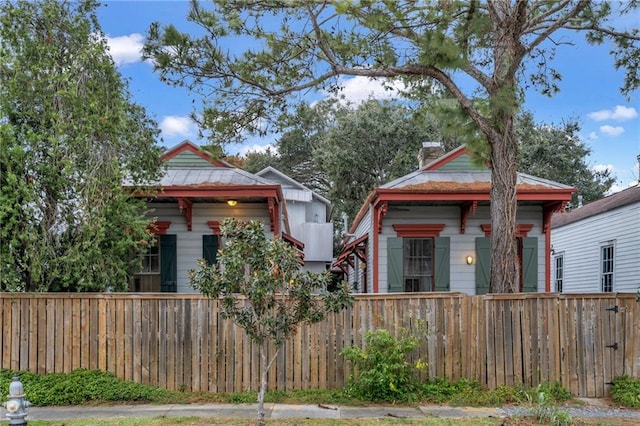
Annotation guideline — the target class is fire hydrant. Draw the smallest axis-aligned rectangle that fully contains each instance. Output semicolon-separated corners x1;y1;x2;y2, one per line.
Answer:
3;376;29;425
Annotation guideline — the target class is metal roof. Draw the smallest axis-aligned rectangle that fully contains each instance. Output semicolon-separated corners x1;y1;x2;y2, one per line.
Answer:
256;166;331;205
382;170;574;191
154;166;275;187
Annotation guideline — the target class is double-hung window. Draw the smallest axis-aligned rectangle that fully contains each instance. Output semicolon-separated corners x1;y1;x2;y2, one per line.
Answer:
387;225;449;293
403;238;434;292
134;239;160;292
601;243;614;292
553;254;564;293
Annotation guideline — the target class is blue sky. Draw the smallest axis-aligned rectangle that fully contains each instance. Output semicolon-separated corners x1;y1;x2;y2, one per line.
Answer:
97;1;639;192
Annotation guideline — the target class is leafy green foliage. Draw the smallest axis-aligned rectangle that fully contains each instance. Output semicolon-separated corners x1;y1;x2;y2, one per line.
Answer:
244;99;449;225
243;100;336;195
0;367;583;417
516;112;614;206
611;375;640;408
0;369;171;406
315;99;443;223
0;0;163;291
190;218;353;348
144;0;639;293
526;385;573;426
341;329;424;402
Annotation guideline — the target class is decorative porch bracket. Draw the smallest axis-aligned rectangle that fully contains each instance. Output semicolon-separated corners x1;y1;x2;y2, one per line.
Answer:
542;201;567;233
376;201;388;234
460;201;478;234
178;197;193;231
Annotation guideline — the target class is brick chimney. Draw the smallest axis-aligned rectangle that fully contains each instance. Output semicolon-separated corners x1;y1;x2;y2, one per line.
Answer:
418;142;445;169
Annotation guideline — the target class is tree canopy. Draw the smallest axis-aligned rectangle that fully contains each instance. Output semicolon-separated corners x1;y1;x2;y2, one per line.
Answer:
516;112;615;207
0;0;163;291
244;99;447;222
316;99;442;221
144;1;639;292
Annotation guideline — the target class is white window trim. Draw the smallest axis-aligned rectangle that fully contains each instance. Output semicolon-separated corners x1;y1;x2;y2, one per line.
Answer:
599;240;616;293
553;252;564;293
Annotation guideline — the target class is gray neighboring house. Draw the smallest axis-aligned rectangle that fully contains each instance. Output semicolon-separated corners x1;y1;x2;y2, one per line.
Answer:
255;166;334;273
551;184;640;293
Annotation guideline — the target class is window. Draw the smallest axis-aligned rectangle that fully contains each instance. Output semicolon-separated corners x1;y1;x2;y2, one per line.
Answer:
601;244;614;292
388;235;449;293
554;254;564;293
403;238;433;292
203;234;219;265
134;240;161;292
140;244;160;273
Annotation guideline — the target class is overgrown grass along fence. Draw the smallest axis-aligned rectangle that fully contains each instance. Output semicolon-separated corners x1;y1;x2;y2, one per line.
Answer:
1;292;638;397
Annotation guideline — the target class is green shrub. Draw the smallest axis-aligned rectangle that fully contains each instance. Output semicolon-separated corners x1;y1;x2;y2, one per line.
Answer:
527;388;572;426
611;375;640;408
423;378;567;407
341;328;423;402
0;369;172;406
533;381;571;404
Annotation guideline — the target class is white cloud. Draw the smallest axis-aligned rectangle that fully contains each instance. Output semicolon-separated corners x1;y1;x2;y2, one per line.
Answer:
587;131;598;140
106;33;144;67
587;105;638;122
599;125;624;137
607;180;637;195
325;76;406;104
159;116;198;138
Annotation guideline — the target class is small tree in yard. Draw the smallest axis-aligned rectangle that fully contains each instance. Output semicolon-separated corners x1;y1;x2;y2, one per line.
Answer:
189;218;353;426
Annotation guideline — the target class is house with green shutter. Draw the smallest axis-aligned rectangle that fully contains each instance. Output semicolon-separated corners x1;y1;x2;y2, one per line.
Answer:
334;143;575;294
126;140;333;293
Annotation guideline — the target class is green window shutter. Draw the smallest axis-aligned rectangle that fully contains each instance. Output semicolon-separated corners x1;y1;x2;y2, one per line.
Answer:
434;237;450;291
475;237;491;295
202;235;218;265
387;237;403;293
522;237;538;293
160;234;177;293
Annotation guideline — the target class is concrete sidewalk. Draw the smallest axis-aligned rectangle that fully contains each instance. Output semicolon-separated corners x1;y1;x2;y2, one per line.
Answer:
19;403;505;421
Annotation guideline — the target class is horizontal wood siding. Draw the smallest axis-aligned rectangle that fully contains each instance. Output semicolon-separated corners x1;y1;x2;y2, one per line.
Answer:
351;207;373;293
1;292;638;398
552;205;640;292
148;202;271;293
375;205;544;294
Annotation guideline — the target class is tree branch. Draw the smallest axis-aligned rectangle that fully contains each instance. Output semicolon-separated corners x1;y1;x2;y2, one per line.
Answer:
564;25;640;41
525;0;573;30
524;0;591;57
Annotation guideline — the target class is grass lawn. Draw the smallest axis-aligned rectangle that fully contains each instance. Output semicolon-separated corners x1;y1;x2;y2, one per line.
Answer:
22;417;633;425
25;418;505;426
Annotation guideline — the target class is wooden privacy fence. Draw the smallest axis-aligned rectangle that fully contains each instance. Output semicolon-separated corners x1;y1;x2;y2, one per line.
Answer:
1;292;639;397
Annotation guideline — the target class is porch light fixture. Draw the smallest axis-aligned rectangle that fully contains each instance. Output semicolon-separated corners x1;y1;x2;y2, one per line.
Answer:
227;199;237;207
466;255;474;265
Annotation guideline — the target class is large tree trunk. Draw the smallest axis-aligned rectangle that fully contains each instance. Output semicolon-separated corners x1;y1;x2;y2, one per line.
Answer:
488;127;519;293
486;1;524;293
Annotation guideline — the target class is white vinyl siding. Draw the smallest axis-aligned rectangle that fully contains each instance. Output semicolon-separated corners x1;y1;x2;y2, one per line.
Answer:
147;202;271;293
377;205;544;294
600;243;614;292
552;203;640;293
346;207;373;293
554;254;564;293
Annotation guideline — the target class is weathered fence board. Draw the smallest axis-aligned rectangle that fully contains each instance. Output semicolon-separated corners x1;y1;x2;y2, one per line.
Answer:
1;292;638;397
